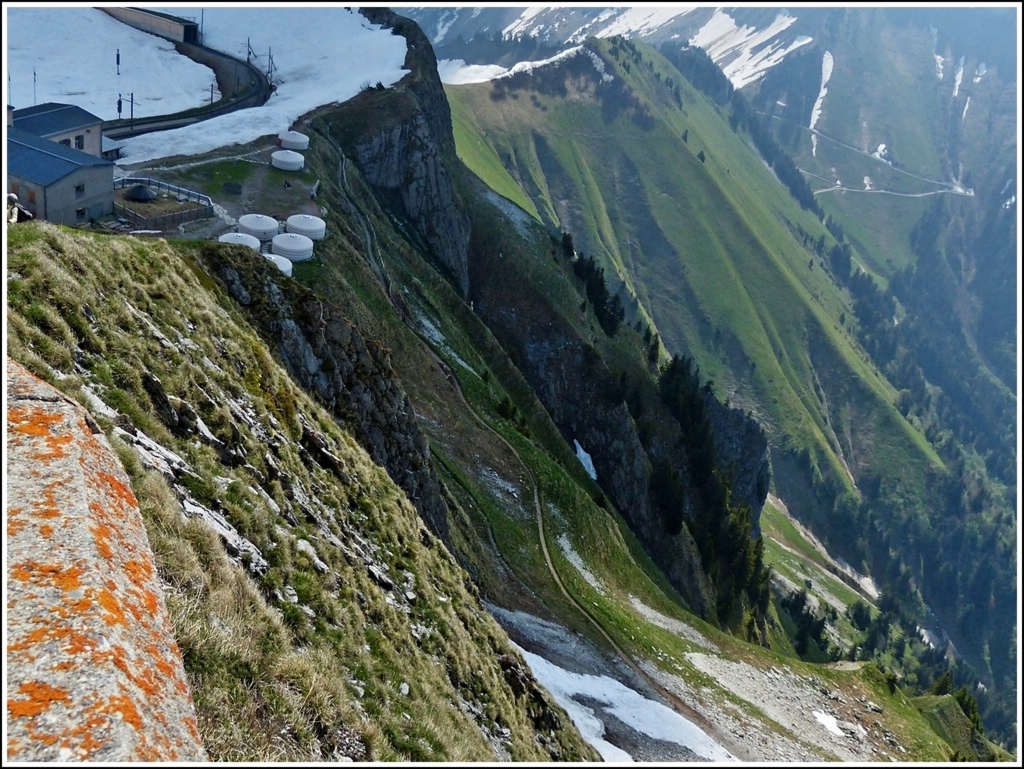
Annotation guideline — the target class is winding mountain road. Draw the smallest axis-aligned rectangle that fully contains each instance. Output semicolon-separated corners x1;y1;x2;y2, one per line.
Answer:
103;40;270;140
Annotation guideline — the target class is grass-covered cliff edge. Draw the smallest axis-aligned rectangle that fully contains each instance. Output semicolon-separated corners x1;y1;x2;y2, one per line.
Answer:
5;222;601;761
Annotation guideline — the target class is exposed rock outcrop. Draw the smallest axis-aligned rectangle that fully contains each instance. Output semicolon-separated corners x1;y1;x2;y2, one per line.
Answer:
199;245;451;548
702;394;771;537
323;8;472;296
5;359;206;762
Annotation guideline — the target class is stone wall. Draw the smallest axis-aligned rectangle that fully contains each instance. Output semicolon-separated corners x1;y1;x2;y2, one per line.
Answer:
5;358;207;762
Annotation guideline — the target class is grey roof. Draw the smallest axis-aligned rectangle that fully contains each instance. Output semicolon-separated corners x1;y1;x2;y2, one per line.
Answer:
7;127;113;186
12;102;103;138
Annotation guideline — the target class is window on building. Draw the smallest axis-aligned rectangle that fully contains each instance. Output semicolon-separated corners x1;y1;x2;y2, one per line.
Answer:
75;184;85;198
28;189;36;204
75;208;87;222
59;138;71;147
75;135;85;150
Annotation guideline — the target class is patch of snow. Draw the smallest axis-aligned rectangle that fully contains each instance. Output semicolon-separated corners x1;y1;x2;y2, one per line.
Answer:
627;596;717;651
953;55;964;97
871;143;892;165
6;7;219;119
1002;195;1016;209
8;7;411;165
973;62;986;83
934;53;944;80
494;45;580;81
690;10;809;90
863;176;872;190
573;439;598;480
438;58;508;85
591;7;697;41
557;534;605;594
433;9;458;44
961;96;970;124
517;644;737;762
812;709;844;737
566;8;617;43
502;7;550;39
808;50;834;158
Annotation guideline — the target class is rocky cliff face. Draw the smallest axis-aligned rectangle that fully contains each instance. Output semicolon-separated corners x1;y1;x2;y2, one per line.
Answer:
200;243;451;548
702;394;771;537
325;8;472;297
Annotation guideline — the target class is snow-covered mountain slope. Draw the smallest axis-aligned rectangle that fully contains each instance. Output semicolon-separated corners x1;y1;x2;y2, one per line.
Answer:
403;6;827;89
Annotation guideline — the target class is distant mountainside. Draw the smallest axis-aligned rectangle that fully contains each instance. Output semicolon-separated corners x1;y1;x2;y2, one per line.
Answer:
405;6;834;88
418;5;1017;750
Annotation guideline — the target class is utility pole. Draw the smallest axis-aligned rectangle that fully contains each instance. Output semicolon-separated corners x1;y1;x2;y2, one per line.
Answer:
210;82;215;114
120;92;135;131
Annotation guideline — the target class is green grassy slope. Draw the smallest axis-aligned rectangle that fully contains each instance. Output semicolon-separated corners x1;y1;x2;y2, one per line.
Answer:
444;39;942;524
5;221;599;763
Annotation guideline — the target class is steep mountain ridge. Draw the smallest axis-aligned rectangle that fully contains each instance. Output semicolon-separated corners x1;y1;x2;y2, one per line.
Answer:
5;222;598;762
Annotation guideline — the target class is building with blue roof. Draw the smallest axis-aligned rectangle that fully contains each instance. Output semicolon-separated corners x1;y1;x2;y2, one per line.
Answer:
13;102;105;157
7;127;114;224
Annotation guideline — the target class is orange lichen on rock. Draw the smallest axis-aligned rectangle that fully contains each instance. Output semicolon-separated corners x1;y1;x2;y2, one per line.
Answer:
7;509;27;536
7;404;75;460
97;584;131;628
7;681;71;719
96;469;139;509
6;358;207;762
9;561;86;592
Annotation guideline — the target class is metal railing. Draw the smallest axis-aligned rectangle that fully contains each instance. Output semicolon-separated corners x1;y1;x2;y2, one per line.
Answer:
113;177;213;230
115;176;213;206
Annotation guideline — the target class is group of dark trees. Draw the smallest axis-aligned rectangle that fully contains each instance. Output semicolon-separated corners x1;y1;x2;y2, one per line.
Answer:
554;231;769;637
657;354;770;634
560;232;625;336
788;198;1016;745
436;28;563;69
779;588;837;659
842;593;1004;759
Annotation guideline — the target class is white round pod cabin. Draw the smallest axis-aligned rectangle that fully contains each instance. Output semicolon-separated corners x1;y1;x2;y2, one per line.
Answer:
218;231;262;251
271;232;314;262
286;214;326;240
278;130;309;150
266;253;294;277
271;150;304;171
237;214;280;241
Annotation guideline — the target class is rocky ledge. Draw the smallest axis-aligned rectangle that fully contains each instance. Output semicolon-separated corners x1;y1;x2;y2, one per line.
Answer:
5;358;207;762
